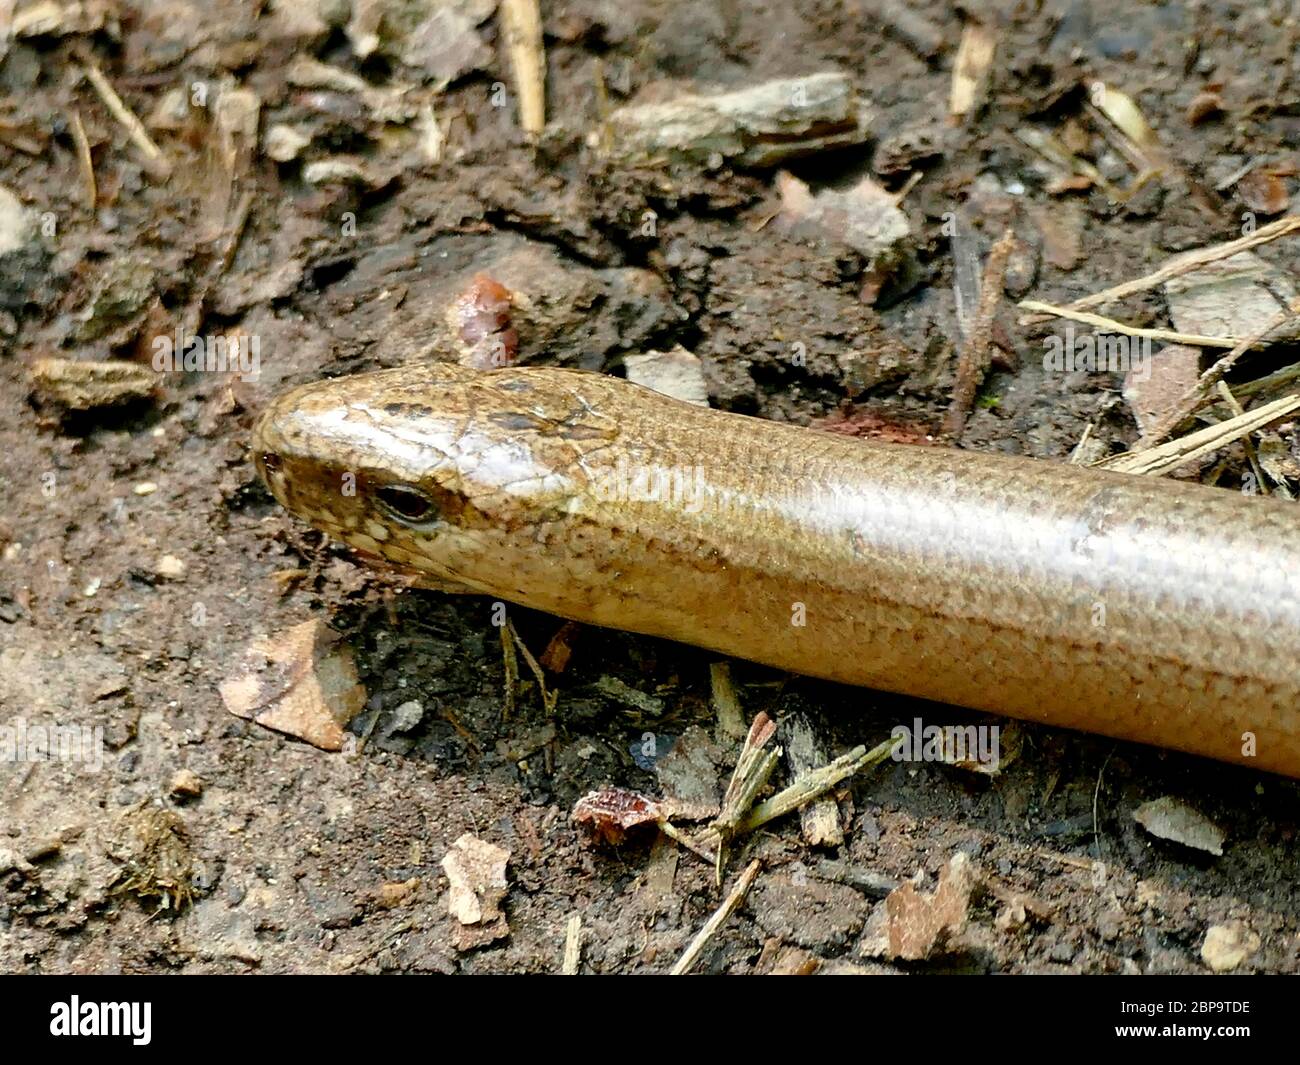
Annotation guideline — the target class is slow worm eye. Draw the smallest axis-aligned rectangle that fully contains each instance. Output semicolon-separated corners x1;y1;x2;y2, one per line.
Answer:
375;484;438;525
261;452;281;473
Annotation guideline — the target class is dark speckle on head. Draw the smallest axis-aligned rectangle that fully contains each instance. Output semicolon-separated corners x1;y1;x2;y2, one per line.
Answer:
382;401;435;417
558;423;616;441
489;411;547;432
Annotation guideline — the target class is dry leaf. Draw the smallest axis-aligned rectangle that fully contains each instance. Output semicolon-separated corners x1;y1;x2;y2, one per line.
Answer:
862;852;977;960
1133;796;1225;856
219;619;366;751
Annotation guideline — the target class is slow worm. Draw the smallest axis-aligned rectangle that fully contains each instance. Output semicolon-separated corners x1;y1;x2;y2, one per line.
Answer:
253;363;1300;777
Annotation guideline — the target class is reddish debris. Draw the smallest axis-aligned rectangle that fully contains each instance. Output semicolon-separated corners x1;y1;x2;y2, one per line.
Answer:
449;272;518;369
571;787;663;846
811;408;935;445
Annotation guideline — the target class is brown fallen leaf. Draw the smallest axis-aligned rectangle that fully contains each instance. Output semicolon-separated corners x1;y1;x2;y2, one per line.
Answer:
372;877;421;910
862;852;977;961
773;170;912;274
1122;344;1202;439
944;720;1023;775
1133;796;1225;856
811;408;934;444
218;618;366;751
655;726;723;821
538;621;579;673
1237;167;1292;216
1185;88;1225;126
1030;201;1084;271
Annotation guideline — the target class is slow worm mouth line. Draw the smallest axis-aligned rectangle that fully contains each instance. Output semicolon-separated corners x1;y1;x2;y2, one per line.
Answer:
255;363;1300;778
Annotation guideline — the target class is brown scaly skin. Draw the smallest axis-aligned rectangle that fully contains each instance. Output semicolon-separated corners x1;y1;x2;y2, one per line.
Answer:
253;362;1300;776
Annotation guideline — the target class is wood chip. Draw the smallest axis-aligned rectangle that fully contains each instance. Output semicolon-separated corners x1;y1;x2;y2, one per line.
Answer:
442;833;511;950
624;346;710;406
1201;922;1260;972
949;18;997;121
598;72;873;169
29;357;157;410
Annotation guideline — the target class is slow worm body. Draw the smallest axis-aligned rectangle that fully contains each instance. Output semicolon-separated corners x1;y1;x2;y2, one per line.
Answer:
254;363;1300;777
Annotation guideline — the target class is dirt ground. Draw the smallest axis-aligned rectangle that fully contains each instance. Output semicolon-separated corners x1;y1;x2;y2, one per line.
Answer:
2;0;1299;974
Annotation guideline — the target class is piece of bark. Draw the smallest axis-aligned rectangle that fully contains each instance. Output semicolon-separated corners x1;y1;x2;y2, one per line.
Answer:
780;714;843;847
598;72;873;169
30;357;157;410
1164;250;1300;344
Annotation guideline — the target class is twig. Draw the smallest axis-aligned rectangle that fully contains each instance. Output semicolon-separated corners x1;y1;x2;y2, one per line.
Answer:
738;735;900;833
949;16;997;121
1138;304;1299;447
945;228;1017;435
1084;100;1159;176
1022;215;1300;320
1215;381;1269;494
561;913;582;975
690;733;901;858
1229;360;1300;401
67;109;96;210
891;169;924;206
499;0;547;135
499;621;517;719
712;713;780;883
783;714;843;847
415;103;444;164
669;859;761;975
218;190;254;275
866;0;945;60
1068;422;1094;465
1091;749;1114;862
80;60;172;178
1018;300;1257;349
177;182;254;344
658;820;718;865
709;661;747;743
1093;392;1300;476
507;618;558;714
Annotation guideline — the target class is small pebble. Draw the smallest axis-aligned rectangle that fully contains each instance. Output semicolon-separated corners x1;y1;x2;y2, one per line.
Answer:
169;769;203;799
155;554;186;580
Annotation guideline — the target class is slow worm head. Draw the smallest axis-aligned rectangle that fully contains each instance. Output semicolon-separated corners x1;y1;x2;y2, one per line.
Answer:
254;363;1300;777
